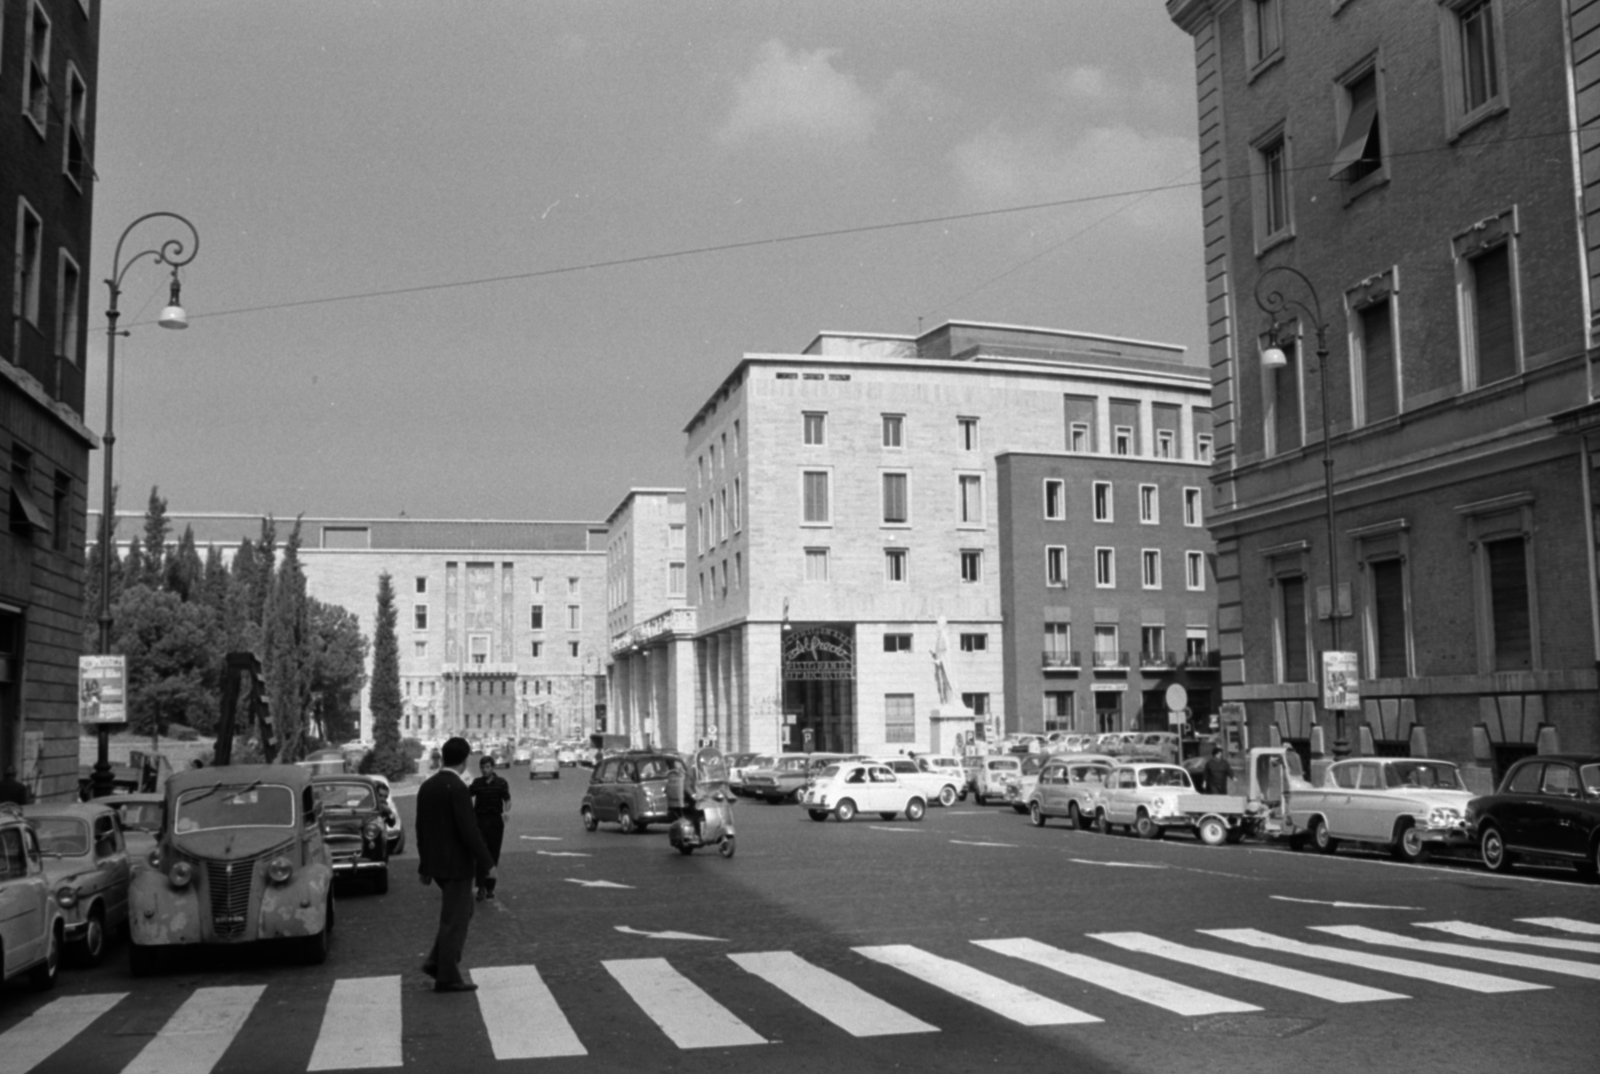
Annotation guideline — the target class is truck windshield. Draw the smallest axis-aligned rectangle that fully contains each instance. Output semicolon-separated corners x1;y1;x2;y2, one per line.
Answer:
174;783;296;832
1387;762;1462;790
30;817;89;857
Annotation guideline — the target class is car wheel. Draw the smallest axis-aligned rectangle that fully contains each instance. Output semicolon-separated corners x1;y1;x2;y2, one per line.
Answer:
1135;811;1163;840
1480;824;1514;873
76;909;106;966
1579;840;1599;881
1067;803;1082;830
30;923;61;990
128;941;163;978
581;807;599;832
677;843;695;856
835;799;857;823
938;785;958;808
1224;827;1246;845
300;918;331;966
391;833;406;856
807;809;829;822
718;835;736;858
1029;802;1046;828
879;812;898;821
618;807;637;834
1011;803;1029;815
1197;816;1228;846
906;798;926;822
373;869;390;895
1393;822;1428;864
1311;817;1338;855
1095;810;1111;835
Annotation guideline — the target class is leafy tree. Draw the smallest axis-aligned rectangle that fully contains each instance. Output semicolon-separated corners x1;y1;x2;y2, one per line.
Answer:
263;518;311;761
366;572;410;779
113;584;219;735
307;598;369;745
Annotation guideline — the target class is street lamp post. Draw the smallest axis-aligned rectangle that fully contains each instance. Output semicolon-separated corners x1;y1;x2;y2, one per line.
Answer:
90;213;199;799
1254;264;1351;760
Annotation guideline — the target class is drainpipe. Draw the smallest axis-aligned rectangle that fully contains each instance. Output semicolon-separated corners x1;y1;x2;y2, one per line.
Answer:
1584;437;1600;665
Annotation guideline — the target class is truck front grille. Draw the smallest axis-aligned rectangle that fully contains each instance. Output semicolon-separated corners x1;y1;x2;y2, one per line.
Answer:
206;857;259;938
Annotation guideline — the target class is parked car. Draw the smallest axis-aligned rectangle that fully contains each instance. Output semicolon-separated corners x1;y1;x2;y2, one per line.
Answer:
1121;732;1181;764
866;757;964;807
104;792;166;866
556;743;580;767
580;751;687;833
1026;755;1118;829
530;746;561;780
1292;757;1475;862
22;802;132;965
741;753;820;804
1004;754;1052;812
722;752;761;796
1092;763;1199;839
969;755;1024;805
912;754;969;801
799;762;928;823
312;775;391;894
0;804;63;991
1468;753;1600;878
128;764;335;974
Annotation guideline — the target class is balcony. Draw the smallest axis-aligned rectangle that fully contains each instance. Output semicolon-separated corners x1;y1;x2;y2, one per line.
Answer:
1180;649;1222;672
1040;650;1081;672
1139;650;1176;671
611;605;698;655
1092;650;1128;670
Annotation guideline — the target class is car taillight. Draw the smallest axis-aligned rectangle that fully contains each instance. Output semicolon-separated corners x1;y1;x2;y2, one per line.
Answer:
169;860;194;888
267;856;294;885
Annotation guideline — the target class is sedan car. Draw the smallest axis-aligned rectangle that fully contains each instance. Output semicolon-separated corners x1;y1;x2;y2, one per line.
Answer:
1468;753;1600;878
1292;757;1474;862
0;804;64;991
23;802;131;965
1026;755;1117;829
799;762;928;823
1092;763;1198;839
313;775;391;894
741;753;820;804
580;751;686;833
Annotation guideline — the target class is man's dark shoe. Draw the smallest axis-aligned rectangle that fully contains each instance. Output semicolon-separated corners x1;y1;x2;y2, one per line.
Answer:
420;963;437;979
434;981;478;993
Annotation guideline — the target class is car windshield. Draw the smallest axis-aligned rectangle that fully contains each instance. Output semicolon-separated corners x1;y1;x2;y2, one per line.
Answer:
314;782;377;810
117;803;164;832
988;759;1020;771
1387;762;1463;790
30;817;90;857
174;783;296;832
777;757;810;771
1137;768;1191;789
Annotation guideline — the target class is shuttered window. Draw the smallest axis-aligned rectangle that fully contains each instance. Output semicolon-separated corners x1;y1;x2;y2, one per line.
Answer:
802;471;830;523
1486;537;1531;670
1281;576;1308;682
882;473;908;524
1473;245;1515;385
1370;558;1407;678
1361;299;1396;423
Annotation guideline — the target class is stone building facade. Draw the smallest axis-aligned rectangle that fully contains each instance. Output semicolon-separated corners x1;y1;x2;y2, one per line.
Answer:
1167;0;1600;786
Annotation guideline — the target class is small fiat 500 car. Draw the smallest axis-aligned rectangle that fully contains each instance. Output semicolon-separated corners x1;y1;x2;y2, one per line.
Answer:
128;764;335;975
530;745;561;780
105;793;166;866
1468;753;1600;878
581;751;686;833
1026;755;1117;829
867;757;965;808
0;803;65;990
800;762;928;823
913;754;969;801
23;801;130;965
312;775;391;894
1092;763;1198;839
971;755;1023;805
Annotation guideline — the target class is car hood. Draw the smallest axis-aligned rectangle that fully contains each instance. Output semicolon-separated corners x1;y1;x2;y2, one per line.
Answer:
40;857;100;885
170;828;299;861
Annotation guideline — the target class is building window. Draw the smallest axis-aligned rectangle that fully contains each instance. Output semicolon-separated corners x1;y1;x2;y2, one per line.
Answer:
883;633;912;653
55;251;81;361
696;505;707;553
529;640;542;658
1185;551;1206;591
1185;629;1210;666
669;523;686;551
1330;65;1385;192
1246;0;1283;72
803;412;826;445
1443;0;1506;133
22;3;51;136
1141;626;1166;666
1369;558;1409;678
699;573;706;604
959;633;987;652
1094;625;1120;665
962;692;989;717
884;548;908;583
1113;427;1132;456
1347;272;1401;427
416;641;428;658
718;490;729;543
15;200;43;327
1043;691;1074;732
959;417;979;451
1044;621;1071;659
669;562;686;596
958;474;983;525
567;605;581;630
8;448;36;536
1092;481;1113;523
63;63;88;187
805;548;830;583
733;553;742;590
1045;545;1066;587
802;470;831;525
1266;336;1302;456
882;414;904;448
569;577;580;595
1141;550;1161;590
416;577;428;594
414;605;428;630
1278;575;1309;682
1484;536;1532;671
1068;423;1090;453
1095;548;1115;588
960;550;982;584
1155;430;1175;459
529;605;544;630
885;694;915;743
531;576;543;596
1139;485;1158;525
1459;236;1519;389
732;479;742;533
569;641;580;658
1253;131;1291;247
1183;488;1203;527
1043;479;1065;520
882;472;909;525
1196;434;1213;463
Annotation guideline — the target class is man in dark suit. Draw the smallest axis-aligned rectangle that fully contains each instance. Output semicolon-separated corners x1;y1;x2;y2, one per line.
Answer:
416;736;495;993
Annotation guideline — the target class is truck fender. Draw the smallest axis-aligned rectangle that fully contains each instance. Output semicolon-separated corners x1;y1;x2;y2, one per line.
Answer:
259;864;333;939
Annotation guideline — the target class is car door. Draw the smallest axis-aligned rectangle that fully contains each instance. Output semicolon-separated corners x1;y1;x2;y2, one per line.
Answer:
1104;769;1134;822
591;759;619;821
1495;761;1545;850
0;825;47;971
92;813;132;926
1536;762;1587;858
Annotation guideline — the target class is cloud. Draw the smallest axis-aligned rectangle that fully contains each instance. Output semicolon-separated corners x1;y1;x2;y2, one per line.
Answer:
1045;65;1194;127
718;40;912;144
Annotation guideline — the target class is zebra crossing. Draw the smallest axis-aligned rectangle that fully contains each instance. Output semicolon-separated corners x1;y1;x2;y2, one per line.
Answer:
3;916;1595;1072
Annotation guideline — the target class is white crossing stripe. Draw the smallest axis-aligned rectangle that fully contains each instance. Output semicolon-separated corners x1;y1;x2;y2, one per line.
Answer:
0;993;126;1074
1517;917;1600;936
471;964;587;1059
1415;921;1600;956
1202;929;1545;994
854;944;1100;1026
603;958;766;1049
974;938;1259;1017
121;984;266;1074
1089;932;1407;1004
307;976;402;1071
1312;926;1600;981
729;951;938;1037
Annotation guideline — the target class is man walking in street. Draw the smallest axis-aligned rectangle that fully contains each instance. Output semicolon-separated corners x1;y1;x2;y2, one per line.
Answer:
468;756;510;901
416;736;495;993
1204;745;1233;795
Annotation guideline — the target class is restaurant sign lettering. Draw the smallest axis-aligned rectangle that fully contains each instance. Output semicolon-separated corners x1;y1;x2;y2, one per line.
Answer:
783;626;855;681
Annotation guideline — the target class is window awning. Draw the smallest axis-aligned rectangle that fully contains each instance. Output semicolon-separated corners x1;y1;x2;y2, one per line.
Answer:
10;485;50;534
1328;96;1379;179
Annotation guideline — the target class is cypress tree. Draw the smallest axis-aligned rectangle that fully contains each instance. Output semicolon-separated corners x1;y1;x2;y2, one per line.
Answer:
263;518;310;760
367;572;409;779
141;487;171;589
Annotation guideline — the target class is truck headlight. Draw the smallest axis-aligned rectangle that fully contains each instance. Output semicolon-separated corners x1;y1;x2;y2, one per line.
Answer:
169;860;194;889
364;821;386;846
267;856;294;885
1148;798;1172;817
56;887;79;909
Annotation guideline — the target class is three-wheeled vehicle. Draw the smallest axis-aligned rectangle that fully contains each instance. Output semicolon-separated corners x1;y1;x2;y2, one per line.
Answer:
668;747;737;858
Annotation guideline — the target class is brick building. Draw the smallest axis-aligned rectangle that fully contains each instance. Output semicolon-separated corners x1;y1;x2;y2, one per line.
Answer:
3;0;100;799
1167;0;1600;786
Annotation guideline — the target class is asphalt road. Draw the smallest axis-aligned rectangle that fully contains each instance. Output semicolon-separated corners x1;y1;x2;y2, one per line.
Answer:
4;764;1597;1074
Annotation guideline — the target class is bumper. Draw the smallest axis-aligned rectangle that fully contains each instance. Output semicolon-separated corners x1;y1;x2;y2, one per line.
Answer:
330;856;388;874
1416;824;1472;846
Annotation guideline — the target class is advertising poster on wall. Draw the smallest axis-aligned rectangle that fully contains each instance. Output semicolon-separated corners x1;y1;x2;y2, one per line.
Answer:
1322;651;1360;711
78;655;128;725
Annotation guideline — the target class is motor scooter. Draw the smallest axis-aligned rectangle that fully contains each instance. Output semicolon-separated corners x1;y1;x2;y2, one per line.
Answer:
669;747;736;858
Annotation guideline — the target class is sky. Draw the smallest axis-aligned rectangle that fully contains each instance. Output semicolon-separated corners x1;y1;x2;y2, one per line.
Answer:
86;1;1206;524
